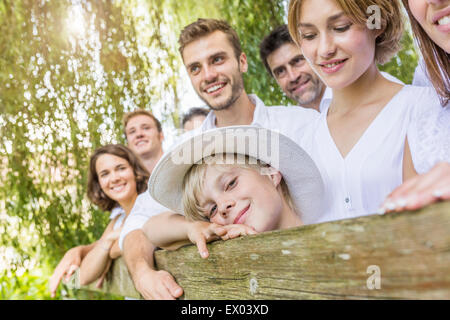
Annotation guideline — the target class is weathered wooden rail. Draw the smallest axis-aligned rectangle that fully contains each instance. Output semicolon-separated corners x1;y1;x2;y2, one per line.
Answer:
67;201;450;299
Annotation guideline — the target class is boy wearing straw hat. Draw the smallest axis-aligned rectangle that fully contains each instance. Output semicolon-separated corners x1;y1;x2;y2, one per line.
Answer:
143;126;324;259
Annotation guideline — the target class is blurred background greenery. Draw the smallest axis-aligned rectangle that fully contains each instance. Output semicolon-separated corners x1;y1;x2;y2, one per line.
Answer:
0;0;418;299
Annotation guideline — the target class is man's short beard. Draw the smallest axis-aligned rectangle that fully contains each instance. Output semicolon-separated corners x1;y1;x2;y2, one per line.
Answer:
199;62;245;111
294;79;325;106
207;78;244;111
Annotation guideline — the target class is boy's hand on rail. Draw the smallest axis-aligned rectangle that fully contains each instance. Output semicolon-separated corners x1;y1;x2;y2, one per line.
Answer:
187;222;257;259
219;224;257;241
380;162;450;213
187;221;228;259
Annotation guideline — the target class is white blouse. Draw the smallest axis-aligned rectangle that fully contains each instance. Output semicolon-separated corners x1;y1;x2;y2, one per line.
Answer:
410;61;450;174
299;85;445;224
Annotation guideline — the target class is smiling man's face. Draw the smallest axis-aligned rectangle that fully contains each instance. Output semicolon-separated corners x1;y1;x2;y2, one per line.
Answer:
182;30;247;111
125;114;163;158
267;42;325;109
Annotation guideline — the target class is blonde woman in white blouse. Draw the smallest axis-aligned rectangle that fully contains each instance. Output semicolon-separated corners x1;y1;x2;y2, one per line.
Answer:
383;0;450;212
287;0;448;223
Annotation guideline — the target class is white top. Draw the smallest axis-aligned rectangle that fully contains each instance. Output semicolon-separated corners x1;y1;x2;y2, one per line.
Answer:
118;191;170;250
299;85;444;224
318;72;404;113
109;206;126;230
412;59;431;87
410;60;450;174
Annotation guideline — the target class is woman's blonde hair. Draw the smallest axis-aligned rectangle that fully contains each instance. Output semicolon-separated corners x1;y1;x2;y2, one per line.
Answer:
182;154;295;222
288;0;404;64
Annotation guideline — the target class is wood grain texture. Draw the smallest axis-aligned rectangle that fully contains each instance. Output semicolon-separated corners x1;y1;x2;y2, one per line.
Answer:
69;201;450;299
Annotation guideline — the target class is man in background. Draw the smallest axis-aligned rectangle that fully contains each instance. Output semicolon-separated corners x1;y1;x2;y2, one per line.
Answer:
181;107;209;132
259;24;327;112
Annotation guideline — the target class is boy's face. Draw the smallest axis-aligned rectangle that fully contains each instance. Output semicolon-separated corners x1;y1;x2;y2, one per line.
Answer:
196;165;284;232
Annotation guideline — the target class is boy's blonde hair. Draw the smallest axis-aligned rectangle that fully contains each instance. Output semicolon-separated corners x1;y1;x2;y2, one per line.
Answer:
182;154;295;222
287;0;404;64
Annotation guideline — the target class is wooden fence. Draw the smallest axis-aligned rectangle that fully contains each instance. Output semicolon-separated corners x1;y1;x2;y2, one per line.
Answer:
67;201;450;299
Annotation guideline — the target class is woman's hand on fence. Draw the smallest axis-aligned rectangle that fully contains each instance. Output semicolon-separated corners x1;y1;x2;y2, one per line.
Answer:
49;246;83;298
381;162;450;213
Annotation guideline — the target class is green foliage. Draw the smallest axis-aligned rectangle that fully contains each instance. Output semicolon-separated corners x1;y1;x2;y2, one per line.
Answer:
219;0;291;106
379;30;419;85
0;270;53;300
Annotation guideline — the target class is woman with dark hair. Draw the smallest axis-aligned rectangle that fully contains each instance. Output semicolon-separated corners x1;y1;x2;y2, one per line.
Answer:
75;144;149;286
383;0;449;212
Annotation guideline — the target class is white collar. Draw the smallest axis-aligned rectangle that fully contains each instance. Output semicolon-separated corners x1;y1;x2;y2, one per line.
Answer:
200;94;266;130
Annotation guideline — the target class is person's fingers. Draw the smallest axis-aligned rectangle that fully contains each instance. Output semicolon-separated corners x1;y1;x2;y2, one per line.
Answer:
163;273;183;298
49;273;62;298
386;175;420;200
210;224;227;237
49;267;64;289
403;181;450;211
67;264;79;277
382;163;450;213
95;260;110;289
96;275;105;289
65;264;79;282
220;225;257;240
228;227;246;239
194;235;209;259
148;276;175;300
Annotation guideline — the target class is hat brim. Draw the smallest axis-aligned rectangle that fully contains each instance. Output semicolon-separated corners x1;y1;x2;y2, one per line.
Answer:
149;126;324;222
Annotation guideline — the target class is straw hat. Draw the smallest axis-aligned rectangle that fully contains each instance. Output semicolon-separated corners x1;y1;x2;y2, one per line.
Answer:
149;126;324;222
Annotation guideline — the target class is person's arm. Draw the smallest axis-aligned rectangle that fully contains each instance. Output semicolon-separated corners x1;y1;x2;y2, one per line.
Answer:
142;212;203;250
109;240;122;260
78;220;120;286
143;212;257;258
122;229;183;300
49;242;96;298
